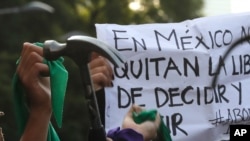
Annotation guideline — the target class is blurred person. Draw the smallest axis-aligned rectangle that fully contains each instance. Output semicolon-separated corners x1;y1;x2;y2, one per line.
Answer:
16;42;164;141
16;42;112;141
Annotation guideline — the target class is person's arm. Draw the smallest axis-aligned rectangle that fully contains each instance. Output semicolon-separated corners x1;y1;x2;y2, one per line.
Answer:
17;43;113;141
20;103;52;141
89;52;114;126
17;43;52;141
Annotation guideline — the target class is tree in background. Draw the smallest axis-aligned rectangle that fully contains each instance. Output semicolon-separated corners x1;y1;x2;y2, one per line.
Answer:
0;0;203;140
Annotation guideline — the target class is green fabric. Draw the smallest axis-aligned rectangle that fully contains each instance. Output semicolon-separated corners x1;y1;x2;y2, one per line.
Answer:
133;109;172;141
12;42;68;140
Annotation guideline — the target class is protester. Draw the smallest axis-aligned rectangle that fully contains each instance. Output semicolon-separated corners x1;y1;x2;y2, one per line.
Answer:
15;42;112;141
15;42;163;141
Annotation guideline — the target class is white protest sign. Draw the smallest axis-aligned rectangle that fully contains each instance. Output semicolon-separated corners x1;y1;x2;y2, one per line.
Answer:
96;12;250;141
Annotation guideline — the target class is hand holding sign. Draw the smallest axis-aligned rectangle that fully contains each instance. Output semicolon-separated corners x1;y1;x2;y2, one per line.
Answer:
122;105;160;141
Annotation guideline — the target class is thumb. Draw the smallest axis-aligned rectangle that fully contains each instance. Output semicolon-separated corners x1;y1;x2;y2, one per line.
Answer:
132;104;144;114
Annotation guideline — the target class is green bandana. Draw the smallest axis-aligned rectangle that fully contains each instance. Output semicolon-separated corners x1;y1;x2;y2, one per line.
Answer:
12;42;68;141
133;109;172;141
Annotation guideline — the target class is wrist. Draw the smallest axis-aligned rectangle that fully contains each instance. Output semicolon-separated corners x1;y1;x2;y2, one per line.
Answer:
29;105;52;117
21;105;52;141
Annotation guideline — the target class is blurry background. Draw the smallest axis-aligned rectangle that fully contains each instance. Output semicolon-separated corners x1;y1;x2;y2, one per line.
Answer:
0;0;248;140
204;0;250;16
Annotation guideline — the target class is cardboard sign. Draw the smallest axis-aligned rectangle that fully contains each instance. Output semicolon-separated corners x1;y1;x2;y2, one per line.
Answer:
96;12;250;141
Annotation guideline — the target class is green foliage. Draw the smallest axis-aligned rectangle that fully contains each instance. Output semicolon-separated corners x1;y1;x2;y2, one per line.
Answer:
0;0;203;140
160;0;204;22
